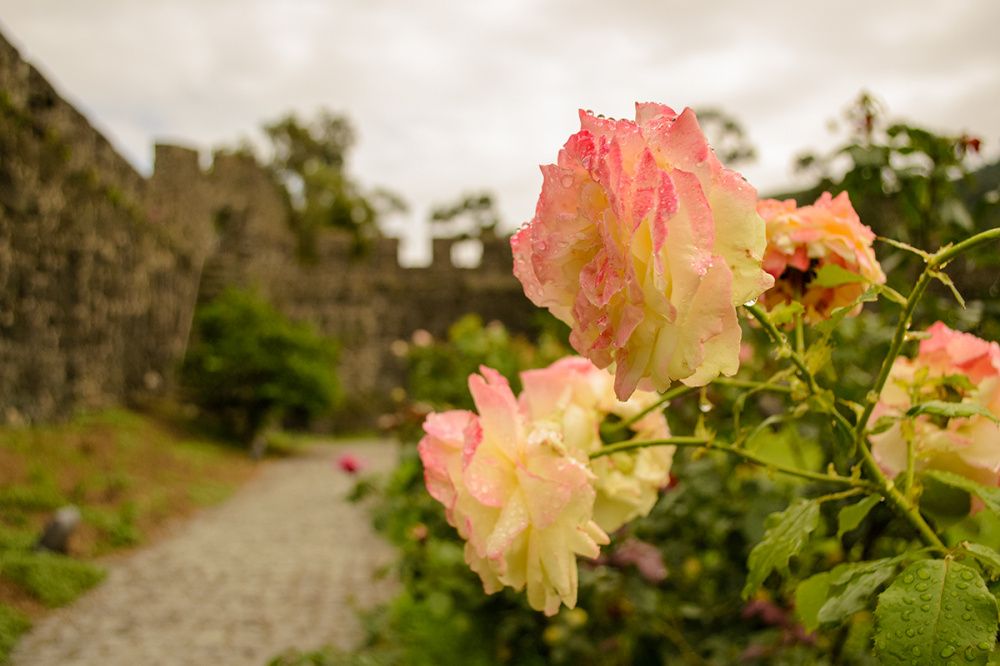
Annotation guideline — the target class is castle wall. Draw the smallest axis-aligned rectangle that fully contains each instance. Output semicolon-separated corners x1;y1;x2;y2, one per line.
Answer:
0;30;536;427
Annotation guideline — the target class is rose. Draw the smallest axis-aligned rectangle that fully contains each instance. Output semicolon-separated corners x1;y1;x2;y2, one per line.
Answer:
418;366;608;616
758;192;885;323
870;322;1000;488
519;356;673;532
512;103;772;400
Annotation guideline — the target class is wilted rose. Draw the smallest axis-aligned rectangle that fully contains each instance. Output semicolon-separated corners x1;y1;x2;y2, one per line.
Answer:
512;103;772;400
758;192;885;323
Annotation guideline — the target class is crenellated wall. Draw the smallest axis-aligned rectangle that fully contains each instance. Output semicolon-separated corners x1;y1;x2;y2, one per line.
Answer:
0;30;535;426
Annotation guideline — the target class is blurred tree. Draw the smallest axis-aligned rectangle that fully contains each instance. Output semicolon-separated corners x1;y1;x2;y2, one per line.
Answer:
696;107;758;167
180;289;341;455
261;111;407;256
794;91;990;251
429;191;501;240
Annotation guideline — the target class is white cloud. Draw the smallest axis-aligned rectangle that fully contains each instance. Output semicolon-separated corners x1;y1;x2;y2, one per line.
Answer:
1;0;997;264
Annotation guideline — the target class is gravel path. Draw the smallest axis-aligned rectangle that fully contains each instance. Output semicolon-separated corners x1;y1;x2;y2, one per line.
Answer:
12;440;399;666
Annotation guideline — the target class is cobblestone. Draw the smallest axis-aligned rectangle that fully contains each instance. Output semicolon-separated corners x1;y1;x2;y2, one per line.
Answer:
12;440;398;666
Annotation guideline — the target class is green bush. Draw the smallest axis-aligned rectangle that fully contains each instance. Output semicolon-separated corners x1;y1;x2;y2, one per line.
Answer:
0;604;31;665
406;313;569;411
181;288;341;442
0;552;105;607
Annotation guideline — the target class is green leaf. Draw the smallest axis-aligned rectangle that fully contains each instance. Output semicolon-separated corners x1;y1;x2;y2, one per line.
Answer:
962;543;1000;580
906;400;1000;426
838;495;882;538
925;470;1000;515
874;559;998;665
818;557;900;625
742;499;820;598
767;301;805;328
795;572;832;632
869;415;897;435
812;263;868;288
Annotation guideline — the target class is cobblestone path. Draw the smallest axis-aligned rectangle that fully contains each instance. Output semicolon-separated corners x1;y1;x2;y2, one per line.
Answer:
12;440;399;666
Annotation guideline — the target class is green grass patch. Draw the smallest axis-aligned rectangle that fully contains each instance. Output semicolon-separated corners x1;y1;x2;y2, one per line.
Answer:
0;603;31;665
0;552;105;607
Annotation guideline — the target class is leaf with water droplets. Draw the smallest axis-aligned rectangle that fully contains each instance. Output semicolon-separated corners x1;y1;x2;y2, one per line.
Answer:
960;543;1000;581
874;559;998;665
742;499;820;598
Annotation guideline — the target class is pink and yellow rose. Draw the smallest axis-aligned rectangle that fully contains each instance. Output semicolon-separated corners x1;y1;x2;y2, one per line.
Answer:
418;357;676;614
870;322;1000;487
512;103;773;400
758;192;885;323
418;366;608;616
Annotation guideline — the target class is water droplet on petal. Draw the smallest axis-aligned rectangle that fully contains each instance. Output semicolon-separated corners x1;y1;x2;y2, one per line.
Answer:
743;298;758;307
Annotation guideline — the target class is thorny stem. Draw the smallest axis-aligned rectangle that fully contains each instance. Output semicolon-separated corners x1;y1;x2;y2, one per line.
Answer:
591;437;876;490
746;300;943;549
744;304;855;437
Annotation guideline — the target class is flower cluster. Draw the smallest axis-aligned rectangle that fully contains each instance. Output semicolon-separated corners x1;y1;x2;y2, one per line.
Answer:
512;103;773;400
418;357;673;615
870;322;1000;487
757;192;885;322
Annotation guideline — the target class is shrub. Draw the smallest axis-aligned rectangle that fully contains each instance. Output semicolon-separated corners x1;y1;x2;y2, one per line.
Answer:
180;288;341;443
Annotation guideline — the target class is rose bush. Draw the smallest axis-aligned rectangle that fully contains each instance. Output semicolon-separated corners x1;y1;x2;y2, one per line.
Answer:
413;102;1000;664
512;103;772;400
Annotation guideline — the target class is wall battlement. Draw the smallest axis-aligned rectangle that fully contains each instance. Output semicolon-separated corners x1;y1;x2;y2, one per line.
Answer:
0;29;534;425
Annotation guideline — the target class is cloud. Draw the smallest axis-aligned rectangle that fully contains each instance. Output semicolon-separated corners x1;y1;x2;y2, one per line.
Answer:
1;0;997;264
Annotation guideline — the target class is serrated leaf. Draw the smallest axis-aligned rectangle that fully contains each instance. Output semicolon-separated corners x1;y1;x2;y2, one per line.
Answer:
923;470;1000;515
813;263;868;288
906;400;1000;426
818;557;899;625
838;495;882;538
962;543;1000;580
874;559;998;665
796;572;832;632
742;499;820;598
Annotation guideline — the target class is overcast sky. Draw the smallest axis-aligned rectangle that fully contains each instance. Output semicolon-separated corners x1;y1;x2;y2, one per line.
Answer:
2;1;998;264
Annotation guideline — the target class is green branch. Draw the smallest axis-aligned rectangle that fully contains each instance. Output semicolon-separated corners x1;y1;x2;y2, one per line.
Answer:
591;437;875;490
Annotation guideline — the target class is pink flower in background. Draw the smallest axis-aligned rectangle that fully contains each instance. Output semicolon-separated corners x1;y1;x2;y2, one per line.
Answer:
336;454;363;474
512;103;772;400
870;322;1000;488
758;192;885;323
418;366;608;616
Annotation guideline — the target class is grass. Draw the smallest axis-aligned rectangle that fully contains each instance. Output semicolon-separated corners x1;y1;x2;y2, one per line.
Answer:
0;604;30;665
0;407;258;660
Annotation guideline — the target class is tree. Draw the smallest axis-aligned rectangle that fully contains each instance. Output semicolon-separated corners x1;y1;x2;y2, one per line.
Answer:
262;111;406;256
180;289;341;455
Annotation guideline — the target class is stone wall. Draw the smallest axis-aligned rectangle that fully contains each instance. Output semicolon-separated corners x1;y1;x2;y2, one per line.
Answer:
0;30;535;426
